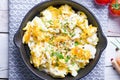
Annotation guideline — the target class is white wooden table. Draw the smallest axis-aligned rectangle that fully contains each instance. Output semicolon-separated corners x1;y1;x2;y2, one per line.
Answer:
0;0;120;80
0;0;8;79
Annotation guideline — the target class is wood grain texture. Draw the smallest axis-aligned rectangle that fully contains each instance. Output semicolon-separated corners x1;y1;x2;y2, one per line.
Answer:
0;11;8;32
0;0;8;77
0;34;8;78
0;0;8;10
105;37;120;66
105;37;120;80
107;15;120;37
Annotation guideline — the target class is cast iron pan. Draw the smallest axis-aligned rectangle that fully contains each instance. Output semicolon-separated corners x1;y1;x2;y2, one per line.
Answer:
14;0;107;80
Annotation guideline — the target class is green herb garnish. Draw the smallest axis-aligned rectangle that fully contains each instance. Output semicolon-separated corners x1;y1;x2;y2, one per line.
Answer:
70;32;75;37
51;51;64;59
74;41;79;46
72;62;75;65
48;20;53;25
65;56;70;62
112;0;120;10
64;22;69;27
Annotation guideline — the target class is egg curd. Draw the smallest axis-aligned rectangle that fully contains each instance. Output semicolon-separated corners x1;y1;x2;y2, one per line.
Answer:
22;5;99;78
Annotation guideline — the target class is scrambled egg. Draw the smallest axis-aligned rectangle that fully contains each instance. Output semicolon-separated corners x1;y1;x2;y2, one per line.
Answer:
22;5;99;78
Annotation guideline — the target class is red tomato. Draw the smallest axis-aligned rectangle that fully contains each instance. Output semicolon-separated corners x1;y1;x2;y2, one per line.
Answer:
95;0;110;5
109;0;120;16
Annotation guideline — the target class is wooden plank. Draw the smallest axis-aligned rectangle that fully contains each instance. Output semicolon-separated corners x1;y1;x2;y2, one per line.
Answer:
105;66;120;80
0;34;8;78
105;37;120;66
0;0;8;10
105;37;120;80
0;0;8;78
0;11;8;32
107;16;120;37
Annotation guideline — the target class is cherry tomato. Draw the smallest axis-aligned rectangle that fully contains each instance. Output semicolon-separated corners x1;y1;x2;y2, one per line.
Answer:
109;0;120;16
95;0;110;5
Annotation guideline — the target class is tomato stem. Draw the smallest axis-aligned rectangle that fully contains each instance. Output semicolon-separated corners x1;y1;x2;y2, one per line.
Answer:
112;0;120;10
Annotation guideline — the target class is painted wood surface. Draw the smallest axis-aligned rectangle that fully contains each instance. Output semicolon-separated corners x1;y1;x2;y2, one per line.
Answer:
105;37;120;80
107;16;120;37
0;0;8;79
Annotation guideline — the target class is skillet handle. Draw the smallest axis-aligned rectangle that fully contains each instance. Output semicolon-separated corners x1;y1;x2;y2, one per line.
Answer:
13;31;21;48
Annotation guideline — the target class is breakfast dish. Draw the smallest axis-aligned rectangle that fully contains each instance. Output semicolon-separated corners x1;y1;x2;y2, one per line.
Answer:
22;5;99;78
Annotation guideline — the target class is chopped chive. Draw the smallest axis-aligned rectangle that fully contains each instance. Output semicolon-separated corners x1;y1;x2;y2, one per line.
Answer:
57;53;64;59
55;62;59;66
62;28;67;34
48;20;53;25
65;56;70;62
72;62;75;65
74;41;79;46
64;23;69;27
63;28;66;32
51;51;64;59
70;32;75;37
51;52;54;57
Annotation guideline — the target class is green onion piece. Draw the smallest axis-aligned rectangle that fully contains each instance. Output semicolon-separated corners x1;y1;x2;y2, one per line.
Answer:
65;56;70;62
74;41;79;46
51;51;64;59
70;32;75;37
63;28;67;32
48;20;53;25
72;62;75;65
